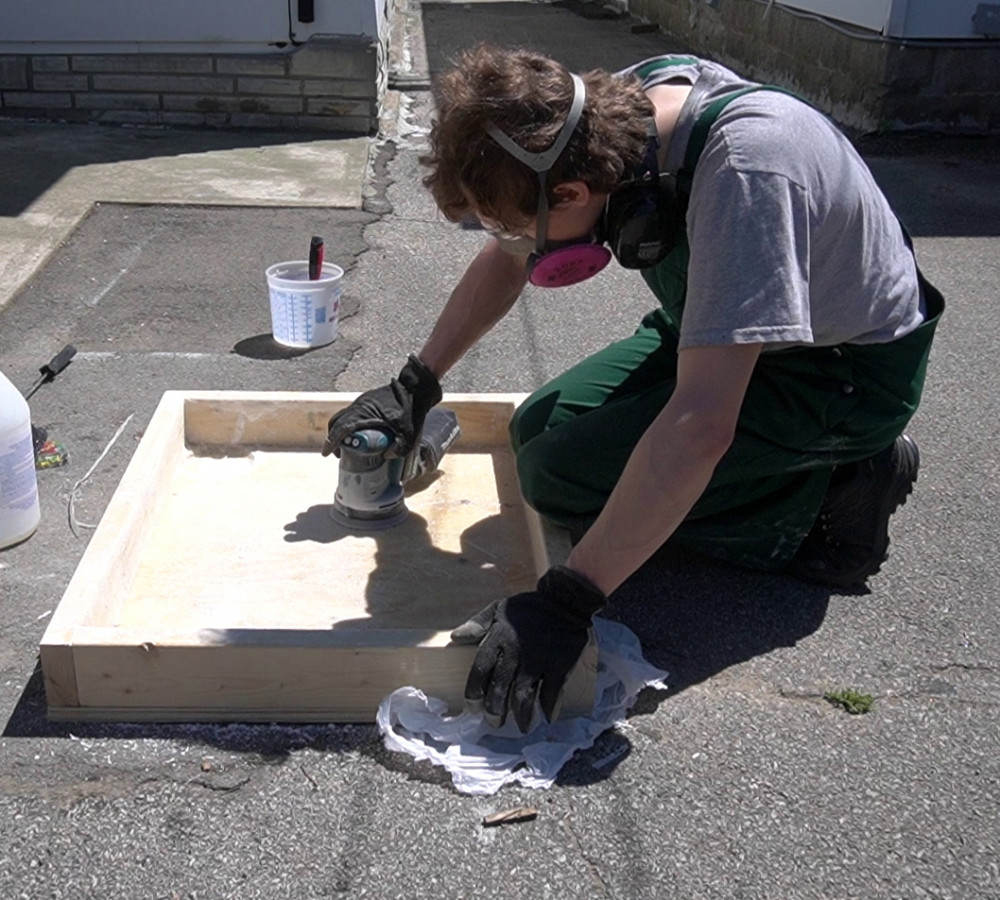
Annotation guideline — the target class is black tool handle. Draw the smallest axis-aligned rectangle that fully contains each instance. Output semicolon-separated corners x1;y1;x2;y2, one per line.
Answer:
41;344;76;379
24;343;77;400
308;236;324;280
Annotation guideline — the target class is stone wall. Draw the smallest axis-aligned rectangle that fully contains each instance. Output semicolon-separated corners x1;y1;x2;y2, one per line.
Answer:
0;37;383;134
628;0;1000;133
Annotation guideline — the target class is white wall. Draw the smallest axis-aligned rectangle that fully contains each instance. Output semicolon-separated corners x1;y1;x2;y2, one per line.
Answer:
775;0;891;34
0;0;387;53
884;0;985;38
291;0;388;43
777;0;985;38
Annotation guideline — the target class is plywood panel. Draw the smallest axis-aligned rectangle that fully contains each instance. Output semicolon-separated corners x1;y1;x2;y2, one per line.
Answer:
120;448;535;633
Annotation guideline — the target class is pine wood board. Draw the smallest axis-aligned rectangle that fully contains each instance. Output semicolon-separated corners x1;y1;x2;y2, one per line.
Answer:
39;392;590;722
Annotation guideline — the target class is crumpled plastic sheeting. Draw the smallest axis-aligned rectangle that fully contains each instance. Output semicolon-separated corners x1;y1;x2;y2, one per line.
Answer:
376;618;668;795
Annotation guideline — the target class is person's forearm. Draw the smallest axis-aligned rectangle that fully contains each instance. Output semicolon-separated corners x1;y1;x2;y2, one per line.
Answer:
566;408;732;596
417;239;527;378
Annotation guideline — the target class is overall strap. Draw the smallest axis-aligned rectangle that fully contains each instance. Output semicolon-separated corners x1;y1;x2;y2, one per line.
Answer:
678;85;801;193
632;56;700;80
629;58;801;193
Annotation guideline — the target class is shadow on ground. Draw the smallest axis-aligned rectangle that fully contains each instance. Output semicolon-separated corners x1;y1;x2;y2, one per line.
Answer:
4;549;828;747
605;548;832;696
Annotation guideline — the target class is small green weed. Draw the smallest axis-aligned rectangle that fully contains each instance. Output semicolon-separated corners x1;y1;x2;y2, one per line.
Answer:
824;689;874;715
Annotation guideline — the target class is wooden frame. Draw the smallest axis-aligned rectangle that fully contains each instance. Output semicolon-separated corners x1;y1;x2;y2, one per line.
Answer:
39;392;591;723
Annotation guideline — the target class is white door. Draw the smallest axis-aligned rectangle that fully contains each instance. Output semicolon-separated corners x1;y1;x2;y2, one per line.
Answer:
0;0;291;52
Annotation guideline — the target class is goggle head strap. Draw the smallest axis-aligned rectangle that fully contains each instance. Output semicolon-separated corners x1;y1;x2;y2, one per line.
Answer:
485;73;587;257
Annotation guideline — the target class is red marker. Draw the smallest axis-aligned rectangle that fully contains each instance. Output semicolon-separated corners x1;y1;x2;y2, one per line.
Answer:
308;236;324;279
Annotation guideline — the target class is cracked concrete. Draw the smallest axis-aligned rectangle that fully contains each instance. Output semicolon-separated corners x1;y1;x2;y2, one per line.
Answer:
0;123;370;318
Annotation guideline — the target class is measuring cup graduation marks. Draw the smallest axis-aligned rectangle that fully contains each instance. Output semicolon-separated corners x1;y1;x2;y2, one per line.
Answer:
266;260;344;349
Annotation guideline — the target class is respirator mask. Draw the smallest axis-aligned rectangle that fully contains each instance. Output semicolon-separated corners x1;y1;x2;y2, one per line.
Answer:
485;73;685;289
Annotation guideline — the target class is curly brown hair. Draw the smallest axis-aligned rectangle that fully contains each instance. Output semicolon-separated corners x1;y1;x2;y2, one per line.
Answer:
420;44;654;232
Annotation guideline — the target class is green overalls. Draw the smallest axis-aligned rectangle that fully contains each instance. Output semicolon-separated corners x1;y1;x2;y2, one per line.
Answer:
509;79;944;572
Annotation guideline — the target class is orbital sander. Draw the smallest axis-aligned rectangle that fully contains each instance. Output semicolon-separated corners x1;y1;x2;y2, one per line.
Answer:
330;407;462;530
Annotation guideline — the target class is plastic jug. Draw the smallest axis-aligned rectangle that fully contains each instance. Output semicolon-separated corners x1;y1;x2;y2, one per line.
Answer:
0;367;41;549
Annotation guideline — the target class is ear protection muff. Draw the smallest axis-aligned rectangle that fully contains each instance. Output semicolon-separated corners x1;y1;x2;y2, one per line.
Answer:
602;122;686;269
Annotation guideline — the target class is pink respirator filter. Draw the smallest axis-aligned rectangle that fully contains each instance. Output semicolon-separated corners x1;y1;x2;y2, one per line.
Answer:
528;243;613;288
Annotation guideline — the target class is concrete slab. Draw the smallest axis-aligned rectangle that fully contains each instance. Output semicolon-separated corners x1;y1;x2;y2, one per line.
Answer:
0;120;369;314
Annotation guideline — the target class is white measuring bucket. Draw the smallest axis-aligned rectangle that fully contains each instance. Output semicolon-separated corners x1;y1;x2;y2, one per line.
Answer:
265;260;344;349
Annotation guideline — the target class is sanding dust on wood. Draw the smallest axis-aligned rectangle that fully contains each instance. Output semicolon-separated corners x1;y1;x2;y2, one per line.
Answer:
120;448;538;634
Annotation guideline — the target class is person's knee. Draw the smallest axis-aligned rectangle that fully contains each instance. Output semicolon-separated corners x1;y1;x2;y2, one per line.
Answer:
514;433;551;510
514;427;590;522
508;388;561;452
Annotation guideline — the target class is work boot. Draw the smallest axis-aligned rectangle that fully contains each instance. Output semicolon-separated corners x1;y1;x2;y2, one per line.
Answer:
787;434;920;588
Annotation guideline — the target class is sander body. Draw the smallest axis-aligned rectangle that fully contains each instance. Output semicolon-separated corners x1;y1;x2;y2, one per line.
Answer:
331;407;461;530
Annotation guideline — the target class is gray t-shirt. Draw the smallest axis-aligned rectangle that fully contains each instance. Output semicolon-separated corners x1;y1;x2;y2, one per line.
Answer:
623;56;924;350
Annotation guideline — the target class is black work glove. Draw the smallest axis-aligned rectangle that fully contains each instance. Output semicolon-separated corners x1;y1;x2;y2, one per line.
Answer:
321;355;442;458
450;566;606;733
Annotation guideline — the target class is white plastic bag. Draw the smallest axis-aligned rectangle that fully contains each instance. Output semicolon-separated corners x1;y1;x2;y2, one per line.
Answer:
376;618;668;795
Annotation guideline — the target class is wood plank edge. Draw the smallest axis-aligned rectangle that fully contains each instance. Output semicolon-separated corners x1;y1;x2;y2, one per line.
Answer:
39;644;79;709
181;391;529;451
42;391;186;634
47;626;465;649
45;706;398;724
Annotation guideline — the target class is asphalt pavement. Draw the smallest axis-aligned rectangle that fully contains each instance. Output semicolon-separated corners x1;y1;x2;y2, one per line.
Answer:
1;1;999;897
